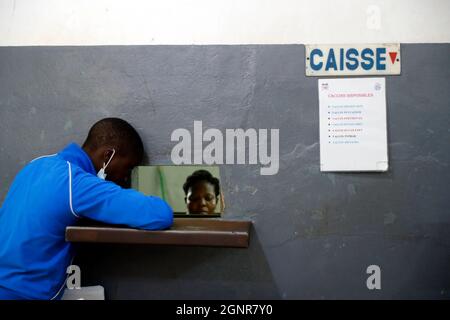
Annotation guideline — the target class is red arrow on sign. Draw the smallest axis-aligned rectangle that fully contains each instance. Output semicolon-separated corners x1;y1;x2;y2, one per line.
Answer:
389;52;398;64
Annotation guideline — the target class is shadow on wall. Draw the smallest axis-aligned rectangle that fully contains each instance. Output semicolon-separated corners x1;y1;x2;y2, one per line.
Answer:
73;225;280;299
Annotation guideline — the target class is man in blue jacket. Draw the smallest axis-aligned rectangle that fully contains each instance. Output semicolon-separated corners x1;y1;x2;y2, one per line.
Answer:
0;118;173;299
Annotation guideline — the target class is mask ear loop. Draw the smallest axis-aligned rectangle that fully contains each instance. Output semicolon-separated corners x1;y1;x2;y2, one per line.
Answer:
104;149;116;169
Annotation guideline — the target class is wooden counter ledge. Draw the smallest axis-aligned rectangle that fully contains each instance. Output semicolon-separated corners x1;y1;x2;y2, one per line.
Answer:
66;218;252;248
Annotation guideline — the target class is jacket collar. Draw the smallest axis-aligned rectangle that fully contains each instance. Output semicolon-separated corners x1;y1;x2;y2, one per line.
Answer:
58;143;96;175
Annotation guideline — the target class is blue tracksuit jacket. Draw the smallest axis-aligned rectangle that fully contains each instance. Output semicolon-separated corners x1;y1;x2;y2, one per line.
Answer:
0;143;173;299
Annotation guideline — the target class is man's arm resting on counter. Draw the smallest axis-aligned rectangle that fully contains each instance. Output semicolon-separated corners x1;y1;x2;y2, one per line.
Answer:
69;165;173;230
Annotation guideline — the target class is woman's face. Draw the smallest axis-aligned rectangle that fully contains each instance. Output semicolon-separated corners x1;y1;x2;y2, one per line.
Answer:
186;181;217;215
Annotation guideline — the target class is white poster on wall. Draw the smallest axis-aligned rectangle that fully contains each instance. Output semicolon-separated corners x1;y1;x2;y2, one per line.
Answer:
318;77;388;172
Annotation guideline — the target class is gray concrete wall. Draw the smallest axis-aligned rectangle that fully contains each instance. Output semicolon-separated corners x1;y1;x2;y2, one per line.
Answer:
0;44;449;299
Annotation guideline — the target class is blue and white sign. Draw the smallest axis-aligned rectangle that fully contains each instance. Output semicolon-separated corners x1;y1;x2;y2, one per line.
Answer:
306;44;401;76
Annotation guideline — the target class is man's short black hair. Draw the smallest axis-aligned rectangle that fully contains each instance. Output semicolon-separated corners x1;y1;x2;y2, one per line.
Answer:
183;170;221;197
82;118;144;160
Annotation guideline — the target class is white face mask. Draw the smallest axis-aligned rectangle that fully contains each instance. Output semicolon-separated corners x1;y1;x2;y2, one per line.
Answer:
97;149;116;180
